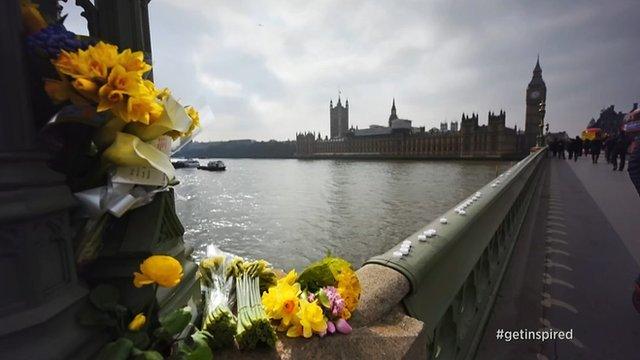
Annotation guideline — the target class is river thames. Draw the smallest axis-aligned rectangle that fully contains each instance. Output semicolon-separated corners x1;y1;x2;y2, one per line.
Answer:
175;158;511;270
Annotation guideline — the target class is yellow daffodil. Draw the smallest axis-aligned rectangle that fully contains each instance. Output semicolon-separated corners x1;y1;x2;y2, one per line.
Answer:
53;49;89;79
118;49;152;74
97;65;142;117
72;78;99;102
127;313;146;331
262;270;301;329
44;78;88;105
279;269;298;286
126;95;163;124
87;41;120;69
133;255;183;288
336;268;360;318
183;106;200;138
293;299;327;338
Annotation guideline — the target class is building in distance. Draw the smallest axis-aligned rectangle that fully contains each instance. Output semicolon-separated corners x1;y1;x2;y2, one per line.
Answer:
296;58;546;160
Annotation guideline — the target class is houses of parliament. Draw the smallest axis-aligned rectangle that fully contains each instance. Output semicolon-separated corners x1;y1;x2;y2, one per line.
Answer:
295;58;546;160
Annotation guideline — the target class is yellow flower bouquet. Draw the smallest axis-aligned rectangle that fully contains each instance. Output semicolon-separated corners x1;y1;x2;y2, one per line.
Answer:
21;4;206;267
262;256;361;338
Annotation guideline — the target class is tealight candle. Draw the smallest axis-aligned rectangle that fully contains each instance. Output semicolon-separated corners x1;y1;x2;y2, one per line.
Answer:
418;234;428;241
392;251;403;258
440;217;448;224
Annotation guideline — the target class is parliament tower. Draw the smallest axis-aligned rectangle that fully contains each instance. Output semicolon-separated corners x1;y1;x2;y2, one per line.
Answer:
330;96;349;138
525;56;546;149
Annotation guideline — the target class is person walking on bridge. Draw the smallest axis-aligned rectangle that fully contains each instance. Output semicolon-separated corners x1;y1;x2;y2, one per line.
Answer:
590;137;603;163
605;135;615;163
574;136;583;161
558;140;566;159
625;107;640;196
612;130;631;171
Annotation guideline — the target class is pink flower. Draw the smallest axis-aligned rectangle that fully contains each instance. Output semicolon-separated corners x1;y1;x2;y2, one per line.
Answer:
323;286;346;317
327;320;336;334
335;318;352;334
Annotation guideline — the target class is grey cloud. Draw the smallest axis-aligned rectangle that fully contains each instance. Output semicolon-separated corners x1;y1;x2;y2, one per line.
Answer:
61;0;639;140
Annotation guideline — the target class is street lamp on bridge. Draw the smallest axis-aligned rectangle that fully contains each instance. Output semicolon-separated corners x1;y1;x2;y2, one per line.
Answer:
537;100;546;147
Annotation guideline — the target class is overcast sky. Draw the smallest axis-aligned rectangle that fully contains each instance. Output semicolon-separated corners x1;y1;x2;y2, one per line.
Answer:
63;1;639;141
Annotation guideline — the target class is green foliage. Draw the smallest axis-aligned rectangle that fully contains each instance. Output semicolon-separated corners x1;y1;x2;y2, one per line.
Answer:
201;307;236;350
317;289;330;308
297;256;352;292
96;338;133;360
124;330;150;349
77;305;118;328
130;349;163;360
178;330;214;360
89;284;120;311
156;306;192;339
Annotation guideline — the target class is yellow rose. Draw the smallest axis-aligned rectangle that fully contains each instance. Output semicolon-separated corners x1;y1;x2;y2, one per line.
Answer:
133;255;183;288
127;313;146;331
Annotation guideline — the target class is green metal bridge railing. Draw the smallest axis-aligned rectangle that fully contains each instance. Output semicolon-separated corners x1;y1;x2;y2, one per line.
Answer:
364;147;547;359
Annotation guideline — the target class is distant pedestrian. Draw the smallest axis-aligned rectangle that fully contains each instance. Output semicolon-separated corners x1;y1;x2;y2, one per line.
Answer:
558;140;566;159
550;140;558;157
612;131;631;171
584;139;591;156
625;107;640;197
629;139;640;196
604;135;615;163
591;137;602;163
574;136;583;161
568;139;575;160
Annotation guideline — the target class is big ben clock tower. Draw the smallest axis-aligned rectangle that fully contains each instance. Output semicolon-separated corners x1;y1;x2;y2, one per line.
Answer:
525;56;546;149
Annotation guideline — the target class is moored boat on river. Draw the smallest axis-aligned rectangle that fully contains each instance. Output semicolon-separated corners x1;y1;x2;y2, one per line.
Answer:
198;160;226;171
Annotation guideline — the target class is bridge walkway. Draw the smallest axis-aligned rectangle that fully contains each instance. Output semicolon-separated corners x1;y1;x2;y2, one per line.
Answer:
476;155;640;359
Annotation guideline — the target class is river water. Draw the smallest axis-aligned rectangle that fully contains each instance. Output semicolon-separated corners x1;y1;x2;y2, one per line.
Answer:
174;158;511;270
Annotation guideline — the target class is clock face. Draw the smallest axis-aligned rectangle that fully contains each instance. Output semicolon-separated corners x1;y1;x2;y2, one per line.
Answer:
530;90;540;99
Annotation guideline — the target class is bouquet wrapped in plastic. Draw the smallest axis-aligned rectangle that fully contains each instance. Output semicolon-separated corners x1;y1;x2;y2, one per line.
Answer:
198;245;237;349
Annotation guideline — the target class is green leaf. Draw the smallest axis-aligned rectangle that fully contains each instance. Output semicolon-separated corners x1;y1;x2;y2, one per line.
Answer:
131;349;163;360
89;284;120;311
178;331;214;360
297;263;336;292
297;256;353;292
124;331;150;349
317;289;331;308
77;305;117;328
96;338;133;360
158;306;192;338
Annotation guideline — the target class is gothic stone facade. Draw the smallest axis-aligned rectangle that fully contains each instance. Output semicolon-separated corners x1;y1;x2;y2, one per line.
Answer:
297;109;526;159
296;59;544;160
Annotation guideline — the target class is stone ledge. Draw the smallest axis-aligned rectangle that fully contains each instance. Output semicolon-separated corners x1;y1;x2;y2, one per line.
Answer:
217;307;426;359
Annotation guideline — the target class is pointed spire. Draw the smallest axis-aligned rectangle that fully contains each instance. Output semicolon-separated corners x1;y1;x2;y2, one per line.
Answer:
392;98;396;112
534;54;542;74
